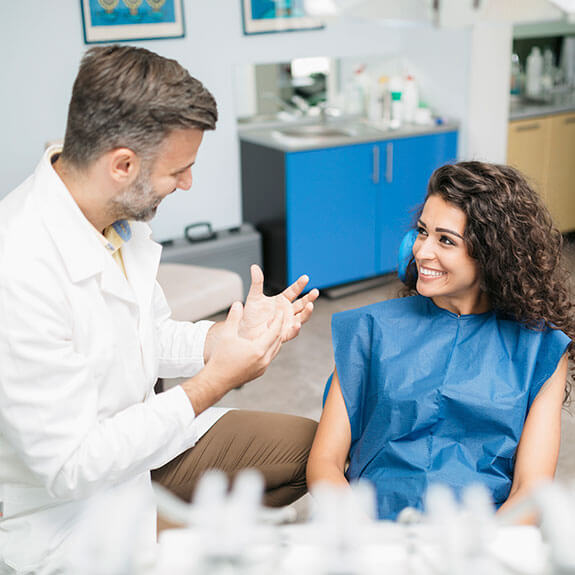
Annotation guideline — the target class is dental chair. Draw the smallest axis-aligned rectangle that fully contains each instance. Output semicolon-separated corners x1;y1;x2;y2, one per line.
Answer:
398;229;418;283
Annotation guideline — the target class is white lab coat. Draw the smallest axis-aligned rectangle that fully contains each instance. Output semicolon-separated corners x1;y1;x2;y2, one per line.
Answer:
0;149;227;573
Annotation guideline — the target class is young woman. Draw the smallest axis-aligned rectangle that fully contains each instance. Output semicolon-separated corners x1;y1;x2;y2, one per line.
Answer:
307;161;574;520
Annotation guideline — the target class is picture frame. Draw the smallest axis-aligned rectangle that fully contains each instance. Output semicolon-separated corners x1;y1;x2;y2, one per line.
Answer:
81;0;185;44
241;0;324;35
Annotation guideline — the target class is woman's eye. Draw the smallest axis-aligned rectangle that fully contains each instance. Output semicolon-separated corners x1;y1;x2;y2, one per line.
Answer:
440;235;455;246
416;226;427;236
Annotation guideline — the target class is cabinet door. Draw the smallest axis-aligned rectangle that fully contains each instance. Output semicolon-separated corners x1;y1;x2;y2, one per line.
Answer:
507;117;551;199
546;113;575;233
285;143;379;289
377;132;458;273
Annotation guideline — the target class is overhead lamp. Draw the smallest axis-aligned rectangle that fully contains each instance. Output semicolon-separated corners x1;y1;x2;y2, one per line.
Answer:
304;0;434;25
304;0;575;25
547;0;575;21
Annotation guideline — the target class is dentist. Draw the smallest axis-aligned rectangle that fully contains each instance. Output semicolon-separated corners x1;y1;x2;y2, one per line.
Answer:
0;45;318;574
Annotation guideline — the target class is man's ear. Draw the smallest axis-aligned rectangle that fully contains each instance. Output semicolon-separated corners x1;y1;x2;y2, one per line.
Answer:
107;148;140;185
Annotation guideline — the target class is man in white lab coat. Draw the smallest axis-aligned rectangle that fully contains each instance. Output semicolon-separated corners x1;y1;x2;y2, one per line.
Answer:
0;45;318;574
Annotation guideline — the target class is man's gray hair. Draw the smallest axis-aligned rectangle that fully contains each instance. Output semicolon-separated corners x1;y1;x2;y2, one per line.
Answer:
60;45;218;168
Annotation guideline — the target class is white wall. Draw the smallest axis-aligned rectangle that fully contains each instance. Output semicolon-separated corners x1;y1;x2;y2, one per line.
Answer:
466;22;513;163
400;21;515;164
400;26;472;159
0;1;402;242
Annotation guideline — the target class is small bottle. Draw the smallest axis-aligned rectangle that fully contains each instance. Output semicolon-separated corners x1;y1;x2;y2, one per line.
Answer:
389;76;403;129
541;47;554;99
345;65;368;117
402;74;418;124
379;76;391;128
367;83;380;123
526;46;543;99
367;75;388;125
510;53;521;96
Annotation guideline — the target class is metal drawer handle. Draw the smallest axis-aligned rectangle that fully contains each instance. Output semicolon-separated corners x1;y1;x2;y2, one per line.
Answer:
372;145;380;185
516;123;540;132
386;143;394;184
564;117;575;125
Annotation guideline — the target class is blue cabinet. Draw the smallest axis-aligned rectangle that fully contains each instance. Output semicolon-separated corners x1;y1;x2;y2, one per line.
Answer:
285;143;379;289
241;130;457;291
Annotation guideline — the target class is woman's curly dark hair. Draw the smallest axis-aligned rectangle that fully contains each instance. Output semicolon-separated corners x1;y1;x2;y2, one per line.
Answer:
402;161;574;403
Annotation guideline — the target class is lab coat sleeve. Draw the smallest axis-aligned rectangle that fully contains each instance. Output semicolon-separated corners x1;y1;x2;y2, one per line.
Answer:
0;270;199;501
152;280;215;379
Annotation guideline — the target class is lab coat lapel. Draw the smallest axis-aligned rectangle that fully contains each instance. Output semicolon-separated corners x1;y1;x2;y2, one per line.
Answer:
122;221;162;314
99;256;138;305
34;149;137;305
121;223;162;386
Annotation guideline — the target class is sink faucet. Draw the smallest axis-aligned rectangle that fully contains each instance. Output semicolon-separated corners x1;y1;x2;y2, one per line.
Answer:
261;92;307;118
317;101;342;124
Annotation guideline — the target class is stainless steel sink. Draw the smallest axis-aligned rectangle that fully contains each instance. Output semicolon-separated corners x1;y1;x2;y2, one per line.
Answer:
275;124;356;138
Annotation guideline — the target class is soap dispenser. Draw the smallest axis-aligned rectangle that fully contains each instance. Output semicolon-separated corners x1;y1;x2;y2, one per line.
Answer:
526;46;543;99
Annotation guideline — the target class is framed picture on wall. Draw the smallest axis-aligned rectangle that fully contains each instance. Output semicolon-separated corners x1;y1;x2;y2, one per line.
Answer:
241;0;324;35
81;0;185;43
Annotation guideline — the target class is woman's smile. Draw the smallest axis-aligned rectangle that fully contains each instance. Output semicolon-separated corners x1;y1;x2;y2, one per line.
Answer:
418;265;447;279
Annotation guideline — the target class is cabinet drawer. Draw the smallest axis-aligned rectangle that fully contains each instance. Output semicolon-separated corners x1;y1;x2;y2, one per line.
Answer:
507;117;551;195
546;113;575;232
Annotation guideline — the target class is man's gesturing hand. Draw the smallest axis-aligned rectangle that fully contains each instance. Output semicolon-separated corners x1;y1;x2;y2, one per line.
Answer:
182;300;284;415
239;265;319;342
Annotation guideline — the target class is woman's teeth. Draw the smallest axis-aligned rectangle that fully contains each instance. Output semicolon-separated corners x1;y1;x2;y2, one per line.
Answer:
420;267;446;278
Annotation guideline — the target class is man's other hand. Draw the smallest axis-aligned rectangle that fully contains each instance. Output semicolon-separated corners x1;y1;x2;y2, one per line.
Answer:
239;265;319;343
183;301;284;414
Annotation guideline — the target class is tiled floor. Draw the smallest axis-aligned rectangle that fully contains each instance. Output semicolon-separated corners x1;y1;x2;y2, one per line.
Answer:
213;236;575;484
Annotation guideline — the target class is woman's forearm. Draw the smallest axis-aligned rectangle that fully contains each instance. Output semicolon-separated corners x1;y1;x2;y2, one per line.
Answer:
497;484;538;525
306;457;349;491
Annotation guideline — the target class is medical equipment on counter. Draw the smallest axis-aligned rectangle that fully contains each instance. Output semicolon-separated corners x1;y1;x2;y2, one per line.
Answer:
59;471;575;574
64;481;156;574
155;470;283;574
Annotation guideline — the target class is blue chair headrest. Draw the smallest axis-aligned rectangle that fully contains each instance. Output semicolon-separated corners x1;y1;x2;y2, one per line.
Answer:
398;229;418;283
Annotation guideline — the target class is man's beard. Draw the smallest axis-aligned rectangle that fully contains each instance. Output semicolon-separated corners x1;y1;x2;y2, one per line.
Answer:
110;166;162;222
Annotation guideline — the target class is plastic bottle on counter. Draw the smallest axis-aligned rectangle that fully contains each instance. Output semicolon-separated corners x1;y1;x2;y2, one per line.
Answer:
389;76;403;129
402;74;419;124
379;76;392;128
510;53;521;96
368;75;390;126
526;46;543;99
541;47;555;98
345;65;368;117
414;101;432;125
367;82;380;124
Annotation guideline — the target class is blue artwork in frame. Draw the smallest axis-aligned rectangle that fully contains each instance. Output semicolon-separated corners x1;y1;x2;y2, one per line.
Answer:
81;0;185;43
241;0;324;35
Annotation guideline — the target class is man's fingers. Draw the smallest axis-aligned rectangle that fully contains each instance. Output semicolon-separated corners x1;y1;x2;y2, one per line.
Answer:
291;288;319;315
259;310;283;348
281;274;309;302
306;288;320;304
266;330;284;363
266;312;286;360
246;264;265;299
295;302;315;326
225;301;244;330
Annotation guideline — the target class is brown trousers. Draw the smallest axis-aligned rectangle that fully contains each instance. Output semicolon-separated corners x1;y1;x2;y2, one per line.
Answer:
151;410;318;507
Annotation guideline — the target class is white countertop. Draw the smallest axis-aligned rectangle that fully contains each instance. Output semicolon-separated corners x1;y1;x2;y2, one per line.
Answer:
509;92;575;121
238;117;460;152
